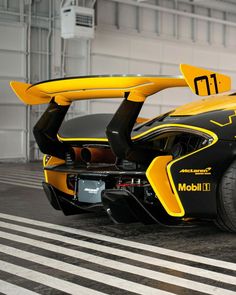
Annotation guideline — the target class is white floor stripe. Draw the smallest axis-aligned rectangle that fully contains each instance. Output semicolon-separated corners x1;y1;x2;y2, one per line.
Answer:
0;229;235;287
0;279;40;295
0;171;44;181
0;177;42;187
0;245;176;295
0;213;234;271
0;167;43;176
0;172;43;179
0;260;108;295
0;175;41;185
0;221;236;285
0;180;42;190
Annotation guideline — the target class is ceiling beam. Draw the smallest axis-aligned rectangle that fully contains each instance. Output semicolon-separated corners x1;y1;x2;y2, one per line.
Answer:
110;0;236;27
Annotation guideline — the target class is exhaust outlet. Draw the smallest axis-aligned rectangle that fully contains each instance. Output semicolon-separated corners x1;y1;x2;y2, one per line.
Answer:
80;147;115;163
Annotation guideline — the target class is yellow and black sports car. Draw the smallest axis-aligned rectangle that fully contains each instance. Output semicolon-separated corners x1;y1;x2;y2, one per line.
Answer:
11;64;236;232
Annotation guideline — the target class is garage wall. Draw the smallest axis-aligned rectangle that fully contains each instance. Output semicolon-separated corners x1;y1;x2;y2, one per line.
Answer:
89;0;236;118
0;21;27;160
0;0;90;161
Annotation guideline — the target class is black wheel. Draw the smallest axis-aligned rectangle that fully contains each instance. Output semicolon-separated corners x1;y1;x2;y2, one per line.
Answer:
216;160;236;232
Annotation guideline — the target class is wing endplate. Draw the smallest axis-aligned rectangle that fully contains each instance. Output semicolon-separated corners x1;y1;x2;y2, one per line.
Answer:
180;64;231;96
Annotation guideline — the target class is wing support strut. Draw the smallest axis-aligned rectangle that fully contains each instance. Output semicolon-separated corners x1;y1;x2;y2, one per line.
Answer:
33;99;74;160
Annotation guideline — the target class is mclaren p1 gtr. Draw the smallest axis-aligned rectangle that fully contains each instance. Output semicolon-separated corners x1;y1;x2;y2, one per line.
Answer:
11;64;236;232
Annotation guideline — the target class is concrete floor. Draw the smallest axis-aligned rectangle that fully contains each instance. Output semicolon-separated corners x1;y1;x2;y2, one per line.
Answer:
0;162;235;295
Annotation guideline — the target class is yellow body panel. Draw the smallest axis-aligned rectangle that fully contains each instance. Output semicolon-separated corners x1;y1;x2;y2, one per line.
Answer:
146;155;185;217
166;130;218;215
146;125;218;217
180;64;231;96
10;76;187;105
43;155;73;196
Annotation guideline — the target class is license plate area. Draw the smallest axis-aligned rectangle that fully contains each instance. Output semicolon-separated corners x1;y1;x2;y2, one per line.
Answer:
78;179;105;203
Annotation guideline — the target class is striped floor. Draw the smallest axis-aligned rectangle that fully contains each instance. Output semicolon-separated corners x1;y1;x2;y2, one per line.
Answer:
0;165;43;190
0;213;235;295
0;164;235;294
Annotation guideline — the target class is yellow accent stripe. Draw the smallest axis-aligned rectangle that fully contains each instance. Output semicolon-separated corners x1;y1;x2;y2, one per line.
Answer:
132;123;217;140
43;155;48;183
57;134;108;142
57;123;218;142
146;155;185;217
210;110;236;127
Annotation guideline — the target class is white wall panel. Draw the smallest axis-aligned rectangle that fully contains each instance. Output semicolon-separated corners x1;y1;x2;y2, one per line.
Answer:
63;39;89;77
139;104;161;118
192;48;219;68
161;12;174;37
97;0;116;27
0;130;26;159
160;87;196;105
0;105;26;159
141;8;156;33
0;22;26;160
92;33;130;57
65;57;87;76
0;22;25;51
161;43;193;64
129;60;160;75
130;38;162;61
119;4;137;30
92;55;129;74
218;52;236;72
178;3;192;41
90;100;120;114
0;105;26;129
161;64;179;75
211;10;224;46
225;13;236;48
192;7;208;44
0;52;25;78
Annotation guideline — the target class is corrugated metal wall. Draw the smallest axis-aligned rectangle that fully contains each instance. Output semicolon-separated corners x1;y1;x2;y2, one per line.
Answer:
1;0;236;160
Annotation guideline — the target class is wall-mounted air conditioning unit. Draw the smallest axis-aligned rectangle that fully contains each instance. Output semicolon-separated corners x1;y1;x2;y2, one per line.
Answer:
61;6;95;39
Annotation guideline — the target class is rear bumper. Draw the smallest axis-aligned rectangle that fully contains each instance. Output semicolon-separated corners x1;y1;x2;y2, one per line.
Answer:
42;181;103;215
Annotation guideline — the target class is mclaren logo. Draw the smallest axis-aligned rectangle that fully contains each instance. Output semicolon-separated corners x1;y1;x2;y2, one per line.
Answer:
178;183;211;192
84;188;100;194
179;167;212;175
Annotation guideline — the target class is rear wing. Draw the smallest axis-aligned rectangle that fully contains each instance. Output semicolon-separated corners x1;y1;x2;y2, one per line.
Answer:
9;64;232;162
10;64;231;106
10;75;186;106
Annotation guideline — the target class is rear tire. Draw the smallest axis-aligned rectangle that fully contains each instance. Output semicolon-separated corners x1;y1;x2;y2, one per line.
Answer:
216;161;236;232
